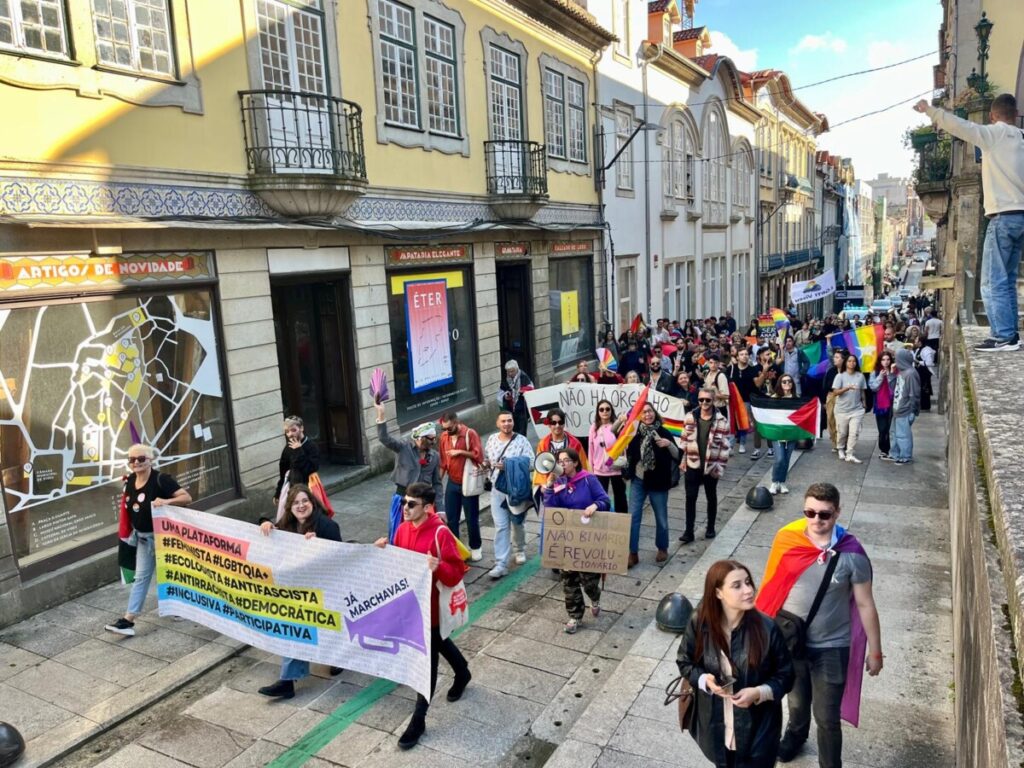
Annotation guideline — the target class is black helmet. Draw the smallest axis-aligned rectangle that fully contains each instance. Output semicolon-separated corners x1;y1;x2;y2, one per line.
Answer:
746;485;774;510
0;722;25;768
795;438;814;451
656;592;694;633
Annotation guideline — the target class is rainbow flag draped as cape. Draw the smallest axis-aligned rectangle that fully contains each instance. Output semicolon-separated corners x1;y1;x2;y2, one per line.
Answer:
755;519;870;726
801;339;830;379
604;385;650;466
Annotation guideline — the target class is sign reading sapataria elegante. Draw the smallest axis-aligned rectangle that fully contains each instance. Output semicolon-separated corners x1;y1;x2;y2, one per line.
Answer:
153;506;433;697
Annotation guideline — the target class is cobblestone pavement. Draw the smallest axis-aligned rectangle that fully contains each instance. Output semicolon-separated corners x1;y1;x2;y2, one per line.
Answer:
1;413;954;767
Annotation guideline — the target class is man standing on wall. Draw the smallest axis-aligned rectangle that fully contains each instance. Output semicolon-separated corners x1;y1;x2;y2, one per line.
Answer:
915;95;1024;352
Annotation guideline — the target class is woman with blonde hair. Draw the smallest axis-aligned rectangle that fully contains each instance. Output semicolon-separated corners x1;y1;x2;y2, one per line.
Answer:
274;415;320;520
105;444;192;637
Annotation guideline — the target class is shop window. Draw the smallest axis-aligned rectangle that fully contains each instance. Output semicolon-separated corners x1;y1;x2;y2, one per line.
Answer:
549;256;595;369
386;266;480;426
0;288;237;575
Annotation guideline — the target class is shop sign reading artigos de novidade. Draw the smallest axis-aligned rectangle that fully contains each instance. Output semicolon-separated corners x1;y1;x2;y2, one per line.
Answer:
0;252;215;296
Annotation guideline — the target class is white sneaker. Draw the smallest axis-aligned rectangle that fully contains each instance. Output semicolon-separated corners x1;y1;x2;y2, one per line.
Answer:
514;551;527;565
838;450;846;460
846;454;862;464
738;444;746;454
769;482;779;495
751;450;761;459
470;548;483;562
779;484;790;494
488;566;508;580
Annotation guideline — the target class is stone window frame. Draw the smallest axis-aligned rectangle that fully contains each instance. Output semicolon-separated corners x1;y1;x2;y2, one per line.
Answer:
0;0;71;60
613;101;635;196
91;0;177;78
611;0;630;63
538;52;589;176
658;105;698;209
701;99;730;226
0;0;202;113
480;26;529;144
366;0;470;156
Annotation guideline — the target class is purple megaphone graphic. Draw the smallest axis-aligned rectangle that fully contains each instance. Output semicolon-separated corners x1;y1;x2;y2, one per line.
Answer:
344;589;427;655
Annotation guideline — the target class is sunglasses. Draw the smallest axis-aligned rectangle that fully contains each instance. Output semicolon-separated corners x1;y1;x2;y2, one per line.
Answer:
127;456;149;464
403;499;423;508
598;407;612;412
803;509;834;521
697;398;713;403
549;420;564;426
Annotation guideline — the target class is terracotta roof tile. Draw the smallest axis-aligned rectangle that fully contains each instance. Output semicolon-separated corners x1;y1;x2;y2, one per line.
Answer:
673;25;707;41
691;53;718;71
540;0;616;42
648;0;671;11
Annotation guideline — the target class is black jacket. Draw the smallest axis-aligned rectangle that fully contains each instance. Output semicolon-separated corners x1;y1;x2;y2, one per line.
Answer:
275;437;320;497
260;509;341;542
676;611;794;768
626;425;679;492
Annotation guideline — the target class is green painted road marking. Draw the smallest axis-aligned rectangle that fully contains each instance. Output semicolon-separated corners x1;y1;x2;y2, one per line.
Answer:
268;556;543;768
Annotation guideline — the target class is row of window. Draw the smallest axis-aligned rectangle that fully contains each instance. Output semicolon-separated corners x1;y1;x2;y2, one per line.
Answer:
374;0;588;166
0;0;176;77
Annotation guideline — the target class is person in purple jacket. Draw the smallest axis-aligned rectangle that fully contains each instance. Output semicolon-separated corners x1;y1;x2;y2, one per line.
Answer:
542;447;611;634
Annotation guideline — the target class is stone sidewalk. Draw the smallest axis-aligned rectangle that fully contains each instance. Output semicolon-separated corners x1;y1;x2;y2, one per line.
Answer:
546;411;955;768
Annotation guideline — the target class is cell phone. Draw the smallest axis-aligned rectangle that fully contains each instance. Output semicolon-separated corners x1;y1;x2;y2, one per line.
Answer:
714;675;736;691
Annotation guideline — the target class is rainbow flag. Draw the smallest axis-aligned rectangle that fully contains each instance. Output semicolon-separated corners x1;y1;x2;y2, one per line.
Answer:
769;307;791;345
801;339;830;378
628;313;647;336
595;347;617;371
729;382;750;433
661;415;685;438
836;324;883;372
605;385;650;466
755;518;870;726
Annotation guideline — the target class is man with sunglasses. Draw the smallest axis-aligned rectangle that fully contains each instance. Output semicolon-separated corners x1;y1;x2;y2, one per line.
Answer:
756;482;883;767
374;482;471;750
376;402;445;530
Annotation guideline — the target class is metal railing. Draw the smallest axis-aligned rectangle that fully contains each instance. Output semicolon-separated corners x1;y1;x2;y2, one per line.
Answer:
239;90;367;179
484;140;548;196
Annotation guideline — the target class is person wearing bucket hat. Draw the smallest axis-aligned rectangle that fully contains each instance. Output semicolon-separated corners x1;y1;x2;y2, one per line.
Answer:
376;402;444;535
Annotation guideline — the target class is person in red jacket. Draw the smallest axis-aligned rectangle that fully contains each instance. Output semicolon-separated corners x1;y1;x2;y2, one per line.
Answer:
374;481;471;750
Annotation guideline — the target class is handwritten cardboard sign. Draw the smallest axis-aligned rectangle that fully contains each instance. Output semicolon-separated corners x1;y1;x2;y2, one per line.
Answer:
540;507;630;574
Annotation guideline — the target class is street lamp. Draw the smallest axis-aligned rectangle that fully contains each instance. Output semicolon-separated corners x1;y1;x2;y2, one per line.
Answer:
974;12;993;89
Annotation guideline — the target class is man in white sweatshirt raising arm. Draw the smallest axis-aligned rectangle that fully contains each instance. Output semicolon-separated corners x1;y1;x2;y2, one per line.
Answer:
913;94;1024;352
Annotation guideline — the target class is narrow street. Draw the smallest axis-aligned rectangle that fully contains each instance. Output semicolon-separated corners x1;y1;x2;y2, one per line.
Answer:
23;412;953;768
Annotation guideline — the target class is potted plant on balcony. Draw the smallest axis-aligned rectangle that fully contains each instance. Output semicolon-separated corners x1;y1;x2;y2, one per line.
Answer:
908;125;938;151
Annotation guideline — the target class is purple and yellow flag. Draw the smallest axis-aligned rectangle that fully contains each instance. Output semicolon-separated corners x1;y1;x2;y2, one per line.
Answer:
801;339;830;378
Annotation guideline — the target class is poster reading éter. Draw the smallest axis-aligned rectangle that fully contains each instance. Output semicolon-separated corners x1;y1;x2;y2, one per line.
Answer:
404;279;454;393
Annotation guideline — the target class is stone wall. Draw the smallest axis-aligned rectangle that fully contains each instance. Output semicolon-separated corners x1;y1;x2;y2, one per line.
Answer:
947;326;1024;768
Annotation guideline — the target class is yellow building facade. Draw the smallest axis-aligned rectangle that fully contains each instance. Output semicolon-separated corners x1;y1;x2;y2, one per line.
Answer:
0;0;613;623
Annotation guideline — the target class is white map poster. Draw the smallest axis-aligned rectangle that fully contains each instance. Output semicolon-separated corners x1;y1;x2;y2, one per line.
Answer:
404;279;454;394
153;506;434;698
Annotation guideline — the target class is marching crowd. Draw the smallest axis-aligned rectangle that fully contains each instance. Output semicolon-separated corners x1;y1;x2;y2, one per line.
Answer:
105;299;913;765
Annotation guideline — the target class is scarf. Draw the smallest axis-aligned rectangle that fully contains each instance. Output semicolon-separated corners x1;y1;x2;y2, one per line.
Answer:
506;372;522;405
636;420;661;472
755;519;869;726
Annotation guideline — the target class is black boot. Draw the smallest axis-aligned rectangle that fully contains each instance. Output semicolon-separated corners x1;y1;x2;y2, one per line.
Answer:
446;670;472;702
257;679;295;699
705;528;716;539
329;666;344;676
397;712;426;750
776;732;804;762
679;531;694;544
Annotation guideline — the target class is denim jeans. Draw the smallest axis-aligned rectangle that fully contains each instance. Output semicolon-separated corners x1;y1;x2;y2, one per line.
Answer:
126;532;156;617
890;413;916;460
771;440;795;484
445;480;482;549
490;489;525;568
874;411;892;455
628;479;669;553
981;212;1024;341
785;646;850;768
281;657;310;681
746;402;765;449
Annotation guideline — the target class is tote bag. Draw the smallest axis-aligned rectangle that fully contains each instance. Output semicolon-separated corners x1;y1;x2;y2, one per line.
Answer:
460;432;485;497
434;527;470;639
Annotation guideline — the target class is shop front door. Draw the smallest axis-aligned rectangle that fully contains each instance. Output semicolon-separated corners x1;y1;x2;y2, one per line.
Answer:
495;262;533;376
272;278;361;464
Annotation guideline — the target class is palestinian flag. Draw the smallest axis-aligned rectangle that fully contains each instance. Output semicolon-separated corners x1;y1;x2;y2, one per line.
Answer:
750;395;820;441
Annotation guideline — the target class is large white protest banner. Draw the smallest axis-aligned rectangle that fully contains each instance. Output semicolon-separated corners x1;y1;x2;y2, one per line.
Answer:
791;269;836;305
152;506;433;698
522;383;689;438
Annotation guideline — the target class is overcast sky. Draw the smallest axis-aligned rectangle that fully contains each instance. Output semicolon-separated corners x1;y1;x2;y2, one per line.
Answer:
695;0;941;180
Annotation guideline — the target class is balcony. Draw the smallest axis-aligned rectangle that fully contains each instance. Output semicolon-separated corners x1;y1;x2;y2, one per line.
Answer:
912;131;951;225
239;90;368;218
484;140;549;220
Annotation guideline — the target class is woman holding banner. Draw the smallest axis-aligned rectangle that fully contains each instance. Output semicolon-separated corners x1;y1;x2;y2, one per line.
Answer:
105;444;192;638
542;448;611;634
257;484;342;699
588;400;628;512
626;402;680;567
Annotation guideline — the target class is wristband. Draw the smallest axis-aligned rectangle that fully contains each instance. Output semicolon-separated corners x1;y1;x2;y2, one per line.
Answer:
869;652;884;659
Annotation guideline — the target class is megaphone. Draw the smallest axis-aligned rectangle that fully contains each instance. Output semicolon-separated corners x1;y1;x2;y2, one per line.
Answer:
534;452;563;476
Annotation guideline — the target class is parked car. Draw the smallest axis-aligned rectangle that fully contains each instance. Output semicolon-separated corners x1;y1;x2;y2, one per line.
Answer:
870;299;894;314
842;305;871;321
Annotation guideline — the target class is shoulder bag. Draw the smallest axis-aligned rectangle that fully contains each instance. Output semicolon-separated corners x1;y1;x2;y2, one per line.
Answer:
460;431;485;497
774;552;840;660
483;436;513;493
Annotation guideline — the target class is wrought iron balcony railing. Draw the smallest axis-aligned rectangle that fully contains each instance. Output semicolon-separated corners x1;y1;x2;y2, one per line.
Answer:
239;90;367;179
484;140;548;196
